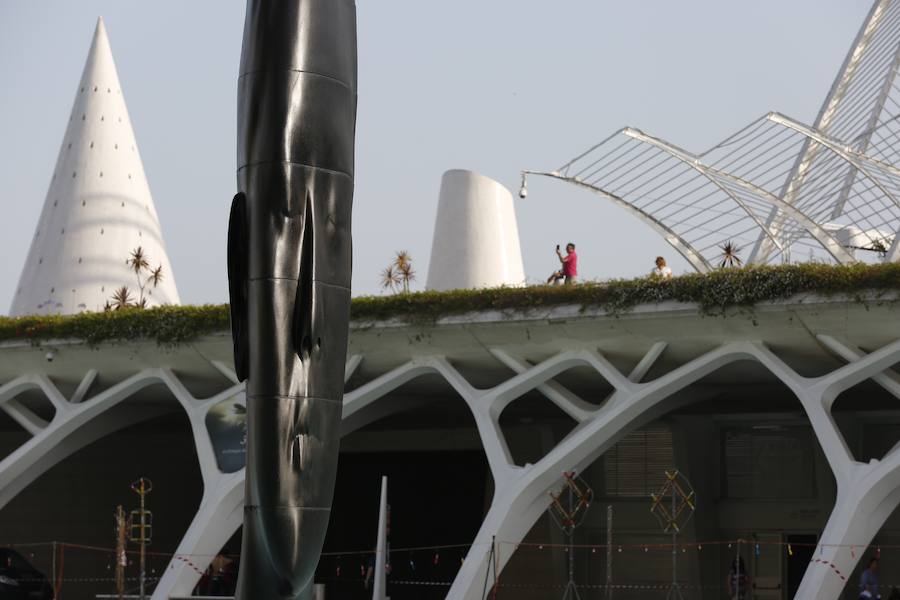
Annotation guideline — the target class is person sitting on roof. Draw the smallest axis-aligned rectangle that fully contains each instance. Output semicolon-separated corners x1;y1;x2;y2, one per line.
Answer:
547;243;578;285
651;256;673;279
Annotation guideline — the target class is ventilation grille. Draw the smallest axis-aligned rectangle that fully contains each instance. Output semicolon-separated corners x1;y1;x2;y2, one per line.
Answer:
603;425;674;498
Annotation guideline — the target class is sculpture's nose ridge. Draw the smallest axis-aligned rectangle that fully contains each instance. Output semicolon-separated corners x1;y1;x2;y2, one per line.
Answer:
244;397;342;506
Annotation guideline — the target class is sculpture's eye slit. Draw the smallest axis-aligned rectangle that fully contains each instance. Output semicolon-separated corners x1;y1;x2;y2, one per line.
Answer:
300;335;312;358
315;337;322;351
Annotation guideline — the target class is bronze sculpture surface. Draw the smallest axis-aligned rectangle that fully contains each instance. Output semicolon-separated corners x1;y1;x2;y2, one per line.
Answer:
227;1;357;597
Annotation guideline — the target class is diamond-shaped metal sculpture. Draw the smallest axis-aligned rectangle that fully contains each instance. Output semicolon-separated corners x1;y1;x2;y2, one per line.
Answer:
650;470;696;600
650;470;696;534
548;472;593;600
549;471;593;536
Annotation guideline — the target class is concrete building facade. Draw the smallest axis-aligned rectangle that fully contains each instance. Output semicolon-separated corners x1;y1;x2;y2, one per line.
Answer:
1;297;900;599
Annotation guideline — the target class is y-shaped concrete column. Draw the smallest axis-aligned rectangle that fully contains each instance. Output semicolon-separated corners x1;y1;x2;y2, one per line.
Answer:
778;337;900;599
154;357;364;599
444;343;747;600
0;370;171;510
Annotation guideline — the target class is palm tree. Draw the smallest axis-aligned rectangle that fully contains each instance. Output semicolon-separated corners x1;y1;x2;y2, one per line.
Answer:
394;251;415;293
380;265;402;292
394;250;411;271
109;286;133;310
382;251;415;293
719;241;743;268
398;262;415;293
128;247;149;275
115;247;164;308
148;265;164;287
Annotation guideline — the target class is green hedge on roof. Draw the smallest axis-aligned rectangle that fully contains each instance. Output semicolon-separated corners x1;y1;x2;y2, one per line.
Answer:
1;262;898;346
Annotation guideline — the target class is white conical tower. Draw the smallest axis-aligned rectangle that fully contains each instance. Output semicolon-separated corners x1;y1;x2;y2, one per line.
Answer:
10;17;179;316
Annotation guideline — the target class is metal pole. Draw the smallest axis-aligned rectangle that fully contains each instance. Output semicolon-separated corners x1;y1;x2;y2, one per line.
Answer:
492;536;499;600
51;541;57;595
568;484;575;599
373;476;388;600
735;539;741;600
605;506;613;600
115;506;126;600
139;484;146;600
671;488;677;597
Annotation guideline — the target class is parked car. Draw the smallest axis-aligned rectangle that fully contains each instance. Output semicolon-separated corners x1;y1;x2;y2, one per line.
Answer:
0;548;53;600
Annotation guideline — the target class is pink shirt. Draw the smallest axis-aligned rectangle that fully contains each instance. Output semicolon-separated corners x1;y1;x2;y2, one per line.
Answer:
562;251;578;277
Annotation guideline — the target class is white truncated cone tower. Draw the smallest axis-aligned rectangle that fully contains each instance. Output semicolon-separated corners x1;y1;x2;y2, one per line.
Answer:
426;169;525;291
10;17;179;316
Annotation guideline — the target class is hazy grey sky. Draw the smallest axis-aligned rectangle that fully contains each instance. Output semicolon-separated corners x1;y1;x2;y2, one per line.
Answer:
0;1;872;309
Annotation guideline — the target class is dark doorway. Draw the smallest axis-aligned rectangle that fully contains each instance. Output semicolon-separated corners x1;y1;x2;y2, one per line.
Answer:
786;534;817;598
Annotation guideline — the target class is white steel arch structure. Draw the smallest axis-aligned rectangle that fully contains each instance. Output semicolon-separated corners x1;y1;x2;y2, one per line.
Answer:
524;0;900;271
704;113;900;262
521;165;715;273
767;113;900;262
755;0;900;261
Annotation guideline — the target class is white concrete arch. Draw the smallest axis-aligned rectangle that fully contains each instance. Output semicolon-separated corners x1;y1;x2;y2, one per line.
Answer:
4;335;900;600
157;356;364;599
0;371;168;510
0;368;244;600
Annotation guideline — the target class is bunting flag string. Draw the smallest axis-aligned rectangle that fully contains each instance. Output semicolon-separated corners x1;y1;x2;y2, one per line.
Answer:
2;538;895;577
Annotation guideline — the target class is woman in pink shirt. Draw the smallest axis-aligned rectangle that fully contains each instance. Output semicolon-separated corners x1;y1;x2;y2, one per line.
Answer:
547;243;578;285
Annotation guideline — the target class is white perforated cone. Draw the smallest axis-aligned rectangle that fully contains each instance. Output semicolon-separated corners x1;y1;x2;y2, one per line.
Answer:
10;17;180;316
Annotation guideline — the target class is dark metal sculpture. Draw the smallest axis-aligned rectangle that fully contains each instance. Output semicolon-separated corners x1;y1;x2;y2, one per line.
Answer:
227;1;357;597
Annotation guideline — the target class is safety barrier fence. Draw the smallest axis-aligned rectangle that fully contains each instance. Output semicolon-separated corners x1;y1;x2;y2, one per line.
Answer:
0;538;895;599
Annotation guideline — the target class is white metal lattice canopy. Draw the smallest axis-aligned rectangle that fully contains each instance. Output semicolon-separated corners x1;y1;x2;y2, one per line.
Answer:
524;0;900;271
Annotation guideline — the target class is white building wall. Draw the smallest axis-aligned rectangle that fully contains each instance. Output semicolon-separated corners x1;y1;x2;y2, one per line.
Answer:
426;169;525;291
10;17;179;316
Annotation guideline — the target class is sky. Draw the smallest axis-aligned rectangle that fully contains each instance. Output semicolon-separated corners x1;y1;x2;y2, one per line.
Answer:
0;1;873;309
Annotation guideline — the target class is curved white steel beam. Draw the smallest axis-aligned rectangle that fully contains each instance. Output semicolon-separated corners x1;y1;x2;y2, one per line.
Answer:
830;42;900;219
522;170;714;273
769;112;900;261
526;123;858;268
751;0;897;263
709;168;859;265
769;112;900;200
621;122;857;264
621;127;785;254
